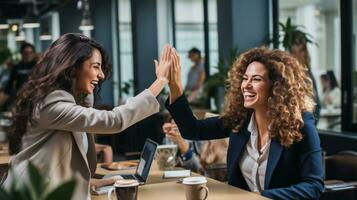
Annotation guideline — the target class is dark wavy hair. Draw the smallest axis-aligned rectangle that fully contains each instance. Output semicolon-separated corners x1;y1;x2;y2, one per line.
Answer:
221;47;315;147
9;33;112;154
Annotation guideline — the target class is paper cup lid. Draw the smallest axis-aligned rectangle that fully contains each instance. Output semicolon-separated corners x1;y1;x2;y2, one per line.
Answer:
114;179;139;187
182;176;207;185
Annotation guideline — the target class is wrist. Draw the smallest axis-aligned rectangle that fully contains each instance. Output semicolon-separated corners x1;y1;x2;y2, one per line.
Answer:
169;84;183;95
157;77;169;84
178;141;189;154
180;148;193;161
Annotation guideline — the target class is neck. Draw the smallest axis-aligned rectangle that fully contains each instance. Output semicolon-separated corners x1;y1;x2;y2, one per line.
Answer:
254;109;270;153
254;108;270;137
194;59;201;65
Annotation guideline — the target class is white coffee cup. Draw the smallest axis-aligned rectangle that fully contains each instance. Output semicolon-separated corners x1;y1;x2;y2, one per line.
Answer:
182;177;209;200
107;179;139;200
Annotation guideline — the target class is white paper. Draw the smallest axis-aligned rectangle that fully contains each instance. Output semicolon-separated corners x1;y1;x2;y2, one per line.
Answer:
163;170;191;178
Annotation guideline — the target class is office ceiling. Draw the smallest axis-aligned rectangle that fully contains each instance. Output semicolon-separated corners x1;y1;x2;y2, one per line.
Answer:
0;0;70;21
280;0;338;12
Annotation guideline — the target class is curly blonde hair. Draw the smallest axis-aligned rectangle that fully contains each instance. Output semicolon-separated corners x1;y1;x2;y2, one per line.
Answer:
221;47;315;147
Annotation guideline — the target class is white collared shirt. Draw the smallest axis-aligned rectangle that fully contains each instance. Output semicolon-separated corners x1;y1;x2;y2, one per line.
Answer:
82;133;88;154
239;114;271;192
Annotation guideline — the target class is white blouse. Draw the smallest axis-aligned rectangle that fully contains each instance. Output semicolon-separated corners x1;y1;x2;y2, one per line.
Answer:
239;114;271;192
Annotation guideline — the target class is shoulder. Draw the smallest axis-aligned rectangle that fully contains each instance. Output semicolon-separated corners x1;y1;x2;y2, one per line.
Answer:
301;112;317;134
299;112;320;149
199;62;205;70
41;90;76;107
331;87;341;94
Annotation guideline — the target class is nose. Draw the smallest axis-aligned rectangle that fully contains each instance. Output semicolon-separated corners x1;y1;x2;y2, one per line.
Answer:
242;78;252;89
98;68;105;80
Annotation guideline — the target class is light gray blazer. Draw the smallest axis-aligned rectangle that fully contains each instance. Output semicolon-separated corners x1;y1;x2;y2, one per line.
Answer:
3;89;159;200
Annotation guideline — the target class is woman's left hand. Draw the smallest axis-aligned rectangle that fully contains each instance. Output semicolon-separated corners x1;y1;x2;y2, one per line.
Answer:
154;44;172;83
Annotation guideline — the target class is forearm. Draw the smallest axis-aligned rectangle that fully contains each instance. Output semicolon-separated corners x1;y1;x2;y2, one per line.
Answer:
148;78;168;97
261;180;324;200
169;84;183;104
177;139;189;154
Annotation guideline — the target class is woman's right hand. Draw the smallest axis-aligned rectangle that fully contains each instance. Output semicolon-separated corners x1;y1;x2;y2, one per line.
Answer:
169;48;184;103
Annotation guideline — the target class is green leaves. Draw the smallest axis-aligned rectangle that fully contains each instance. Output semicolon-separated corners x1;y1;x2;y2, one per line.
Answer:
28;162;47;199
279;17;315;50
0;161;76;200
204;47;239;94
44;180;76;200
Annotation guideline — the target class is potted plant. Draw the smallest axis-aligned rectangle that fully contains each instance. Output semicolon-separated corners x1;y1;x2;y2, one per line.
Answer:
204;47;239;111
279;17;315;51
0;162;76;200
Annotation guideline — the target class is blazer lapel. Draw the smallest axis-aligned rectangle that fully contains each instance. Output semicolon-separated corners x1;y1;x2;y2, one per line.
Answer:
72;132;90;169
228;130;250;186
86;134;97;176
264;138;283;189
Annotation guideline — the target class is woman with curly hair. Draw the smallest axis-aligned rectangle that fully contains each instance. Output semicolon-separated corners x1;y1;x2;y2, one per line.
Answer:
3;33;172;199
166;47;324;199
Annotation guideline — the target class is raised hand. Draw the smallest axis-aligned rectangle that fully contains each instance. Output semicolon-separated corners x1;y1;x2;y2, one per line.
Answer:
149;44;172;96
169;48;184;103
154;44;172;83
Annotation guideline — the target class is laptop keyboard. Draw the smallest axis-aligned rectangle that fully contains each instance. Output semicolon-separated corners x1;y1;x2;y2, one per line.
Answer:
121;174;137;180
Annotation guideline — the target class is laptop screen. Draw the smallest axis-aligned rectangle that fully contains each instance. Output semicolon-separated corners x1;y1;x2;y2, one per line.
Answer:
136;139;158;181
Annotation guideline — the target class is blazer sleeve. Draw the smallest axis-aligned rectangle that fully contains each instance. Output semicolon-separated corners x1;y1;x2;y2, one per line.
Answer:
165;94;230;140
261;112;324;200
37;89;160;134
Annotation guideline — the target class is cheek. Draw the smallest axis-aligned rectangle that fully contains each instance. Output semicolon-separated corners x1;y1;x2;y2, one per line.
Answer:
257;85;270;99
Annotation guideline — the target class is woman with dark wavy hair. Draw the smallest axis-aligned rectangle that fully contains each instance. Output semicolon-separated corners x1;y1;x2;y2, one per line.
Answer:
3;33;172;199
166;47;324;199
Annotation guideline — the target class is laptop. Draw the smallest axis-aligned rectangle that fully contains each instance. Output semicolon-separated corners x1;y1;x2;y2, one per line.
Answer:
103;138;158;185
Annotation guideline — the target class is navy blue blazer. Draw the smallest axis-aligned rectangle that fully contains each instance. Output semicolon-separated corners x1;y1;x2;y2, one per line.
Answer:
166;95;324;200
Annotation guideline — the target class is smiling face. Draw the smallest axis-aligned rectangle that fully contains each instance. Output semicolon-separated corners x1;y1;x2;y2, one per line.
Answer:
75;48;105;95
241;61;272;111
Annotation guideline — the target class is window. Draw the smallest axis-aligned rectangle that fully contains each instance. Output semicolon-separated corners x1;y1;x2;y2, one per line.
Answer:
208;0;218;75
278;0;341;131
174;0;205;87
118;0;134;101
173;0;218;87
351;0;357;123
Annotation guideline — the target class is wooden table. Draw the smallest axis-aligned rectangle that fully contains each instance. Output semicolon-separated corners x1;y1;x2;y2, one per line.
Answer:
92;161;269;200
0;143;10;165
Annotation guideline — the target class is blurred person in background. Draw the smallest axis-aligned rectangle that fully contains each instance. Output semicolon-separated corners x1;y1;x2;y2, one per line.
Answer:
0;47;13;91
0;42;37;111
320;70;341;109
162;113;228;174
185;47;205;103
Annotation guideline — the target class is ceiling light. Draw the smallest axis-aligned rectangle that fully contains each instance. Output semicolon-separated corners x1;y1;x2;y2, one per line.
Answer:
0;24;9;30
39;34;52;40
78;0;94;31
10;24;19;32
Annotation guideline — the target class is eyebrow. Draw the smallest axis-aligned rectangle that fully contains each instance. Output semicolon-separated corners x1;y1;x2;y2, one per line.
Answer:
243;74;264;78
91;62;102;66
